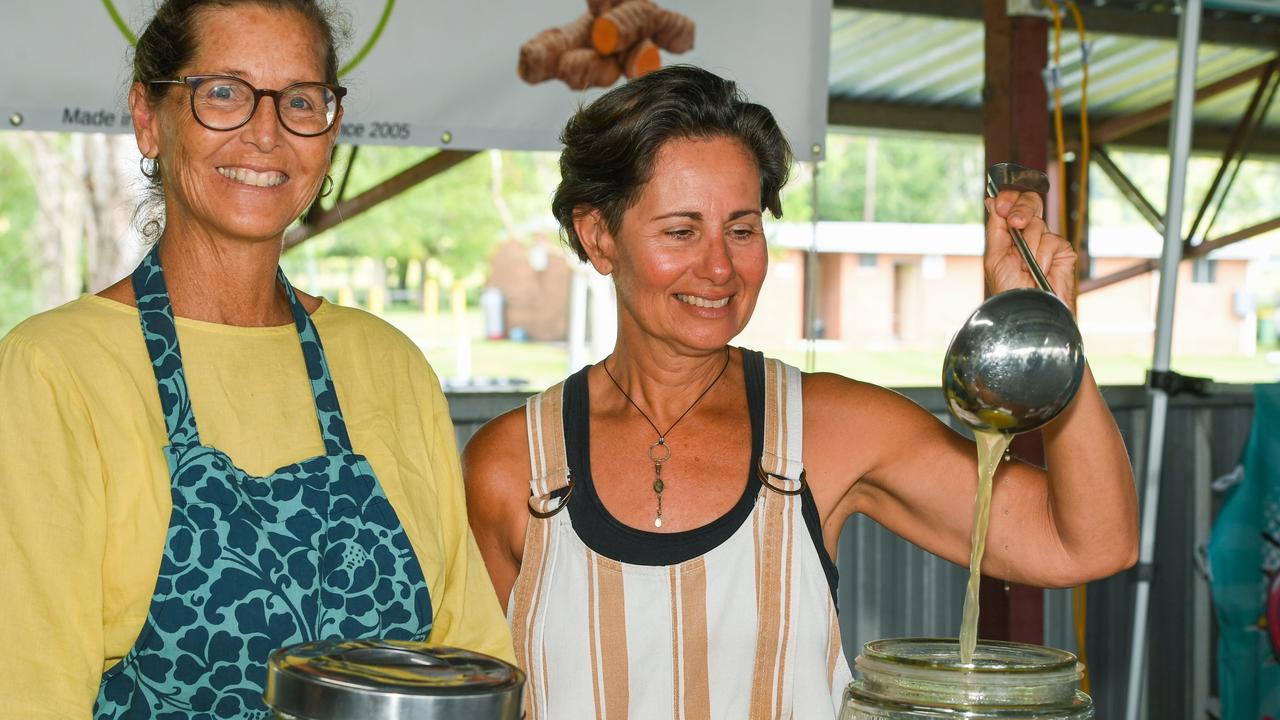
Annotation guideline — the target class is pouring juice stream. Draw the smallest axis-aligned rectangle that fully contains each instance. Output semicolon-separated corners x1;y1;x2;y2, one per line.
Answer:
958;429;1013;663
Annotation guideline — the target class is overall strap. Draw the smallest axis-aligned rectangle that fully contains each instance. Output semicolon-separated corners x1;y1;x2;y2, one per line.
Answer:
749;356;806;717
525;381;573;517
280;270;353;456
759;358;805;494
131;245;200;447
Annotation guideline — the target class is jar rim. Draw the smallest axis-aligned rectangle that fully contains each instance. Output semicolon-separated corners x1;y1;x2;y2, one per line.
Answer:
861;637;1080;674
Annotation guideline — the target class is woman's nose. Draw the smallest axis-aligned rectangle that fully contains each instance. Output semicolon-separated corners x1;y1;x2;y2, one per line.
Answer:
242;95;283;150
696;236;733;283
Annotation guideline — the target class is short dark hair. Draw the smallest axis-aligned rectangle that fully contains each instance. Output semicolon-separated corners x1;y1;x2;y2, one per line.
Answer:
551;65;794;263
130;0;347;240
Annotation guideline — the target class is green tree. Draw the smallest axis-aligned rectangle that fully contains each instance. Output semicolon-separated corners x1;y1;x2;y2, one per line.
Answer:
298;148;560;285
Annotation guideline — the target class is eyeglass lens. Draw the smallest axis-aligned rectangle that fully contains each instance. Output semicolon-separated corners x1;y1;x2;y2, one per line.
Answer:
192;77;338;135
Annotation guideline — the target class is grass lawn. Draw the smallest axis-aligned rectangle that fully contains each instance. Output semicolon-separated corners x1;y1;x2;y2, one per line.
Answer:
382;307;1280;390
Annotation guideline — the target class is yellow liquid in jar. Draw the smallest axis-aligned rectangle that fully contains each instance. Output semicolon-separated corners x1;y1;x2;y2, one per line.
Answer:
958;429;1014;663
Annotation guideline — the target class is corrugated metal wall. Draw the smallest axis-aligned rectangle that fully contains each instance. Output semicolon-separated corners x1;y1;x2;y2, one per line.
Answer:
447;384;1259;719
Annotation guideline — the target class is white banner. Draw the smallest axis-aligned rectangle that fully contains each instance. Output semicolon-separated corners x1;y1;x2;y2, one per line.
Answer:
2;1;831;154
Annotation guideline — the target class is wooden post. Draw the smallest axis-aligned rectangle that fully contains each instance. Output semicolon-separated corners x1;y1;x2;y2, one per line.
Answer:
981;0;1048;647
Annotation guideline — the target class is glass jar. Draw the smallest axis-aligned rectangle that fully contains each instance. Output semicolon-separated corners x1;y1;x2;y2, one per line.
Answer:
840;637;1093;719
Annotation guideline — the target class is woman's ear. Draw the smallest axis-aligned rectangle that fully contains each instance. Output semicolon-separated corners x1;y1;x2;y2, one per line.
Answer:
129;82;161;160
325;106;343;147
573;207;616;276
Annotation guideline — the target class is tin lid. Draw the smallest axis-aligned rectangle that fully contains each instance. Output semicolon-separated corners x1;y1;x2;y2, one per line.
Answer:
264;639;524;720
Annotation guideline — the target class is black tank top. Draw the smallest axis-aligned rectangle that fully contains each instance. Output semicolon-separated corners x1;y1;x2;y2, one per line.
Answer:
558;348;840;601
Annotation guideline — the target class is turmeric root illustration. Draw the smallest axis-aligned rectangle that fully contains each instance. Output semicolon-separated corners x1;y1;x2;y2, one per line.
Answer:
649;8;695;53
517;0;695;90
586;0;621;15
558;48;624;90
592;0;656;56
518;13;593;84
623;38;661;79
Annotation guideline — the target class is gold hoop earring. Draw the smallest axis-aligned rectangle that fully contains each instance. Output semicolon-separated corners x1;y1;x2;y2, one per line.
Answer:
319;174;334;198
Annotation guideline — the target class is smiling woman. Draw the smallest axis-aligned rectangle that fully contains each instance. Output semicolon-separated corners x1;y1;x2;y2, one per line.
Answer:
0;1;511;717
462;65;1138;719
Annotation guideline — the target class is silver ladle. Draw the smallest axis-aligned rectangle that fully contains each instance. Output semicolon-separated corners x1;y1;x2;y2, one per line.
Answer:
941;163;1086;435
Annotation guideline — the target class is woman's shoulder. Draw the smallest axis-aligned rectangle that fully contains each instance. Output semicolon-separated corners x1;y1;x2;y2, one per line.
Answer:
462;402;535;511
461;371;577;485
464;404;528;466
1;296;137;364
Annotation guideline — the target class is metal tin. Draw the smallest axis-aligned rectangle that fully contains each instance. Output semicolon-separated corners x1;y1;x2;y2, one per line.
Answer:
264;639;523;720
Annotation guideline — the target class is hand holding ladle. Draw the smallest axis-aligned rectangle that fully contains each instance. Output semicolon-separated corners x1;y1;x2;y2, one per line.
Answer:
941;163;1086;436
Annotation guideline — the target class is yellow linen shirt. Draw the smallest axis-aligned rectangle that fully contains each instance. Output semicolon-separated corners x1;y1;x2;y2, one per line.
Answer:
0;295;513;719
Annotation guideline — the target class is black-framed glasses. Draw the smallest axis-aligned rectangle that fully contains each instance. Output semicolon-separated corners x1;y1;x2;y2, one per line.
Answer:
149;75;347;137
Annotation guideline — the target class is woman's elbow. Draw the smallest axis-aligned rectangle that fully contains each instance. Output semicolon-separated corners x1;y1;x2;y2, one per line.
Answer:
1054;532;1138;588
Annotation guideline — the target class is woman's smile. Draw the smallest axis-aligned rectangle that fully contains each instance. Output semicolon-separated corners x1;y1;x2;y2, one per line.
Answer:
215;166;290;188
675;293;732;309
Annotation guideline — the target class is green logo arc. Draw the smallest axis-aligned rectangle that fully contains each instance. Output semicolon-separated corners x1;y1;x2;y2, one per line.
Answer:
100;0;394;78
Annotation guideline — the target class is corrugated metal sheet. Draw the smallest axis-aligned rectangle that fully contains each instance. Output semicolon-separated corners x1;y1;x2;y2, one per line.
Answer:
827;7;1279;135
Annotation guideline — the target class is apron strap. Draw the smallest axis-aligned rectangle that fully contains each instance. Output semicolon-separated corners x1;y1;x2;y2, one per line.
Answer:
759;358;805;495
749;356;805;717
130;245;353;455
280;269;354;456
132;245;201;447
525;381;573;517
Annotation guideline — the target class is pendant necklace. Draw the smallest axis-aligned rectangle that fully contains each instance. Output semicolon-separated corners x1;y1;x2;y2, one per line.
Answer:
602;348;731;528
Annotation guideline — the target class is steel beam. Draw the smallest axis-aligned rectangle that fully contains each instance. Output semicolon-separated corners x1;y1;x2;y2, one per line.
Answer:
1078;215;1279;294
1083;57;1275;147
1192;65;1280;243
284;149;478;249
1191;215;1280;256
827;98;1280;156
1091;145;1165;236
1078;259;1160;294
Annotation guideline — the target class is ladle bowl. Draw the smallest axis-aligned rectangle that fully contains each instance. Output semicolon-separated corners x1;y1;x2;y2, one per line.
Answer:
942;288;1084;434
941;163;1086;435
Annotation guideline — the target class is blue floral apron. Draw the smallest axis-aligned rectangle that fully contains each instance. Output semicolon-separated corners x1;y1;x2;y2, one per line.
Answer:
94;247;433;719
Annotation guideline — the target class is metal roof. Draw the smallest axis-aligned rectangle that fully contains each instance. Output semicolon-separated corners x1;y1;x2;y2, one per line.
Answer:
827;1;1280;155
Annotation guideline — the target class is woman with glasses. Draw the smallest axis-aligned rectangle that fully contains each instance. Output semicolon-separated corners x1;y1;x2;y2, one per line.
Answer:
0;1;510;716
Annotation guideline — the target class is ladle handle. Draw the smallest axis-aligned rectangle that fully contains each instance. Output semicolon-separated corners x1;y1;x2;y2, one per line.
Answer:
986;175;1055;295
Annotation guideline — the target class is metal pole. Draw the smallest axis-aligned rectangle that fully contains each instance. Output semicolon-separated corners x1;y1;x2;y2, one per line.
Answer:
804;158;821;372
1124;2;1201;719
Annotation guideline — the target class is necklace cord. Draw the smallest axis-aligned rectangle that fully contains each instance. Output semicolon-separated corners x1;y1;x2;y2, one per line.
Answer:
602;348;731;529
602;348;732;441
